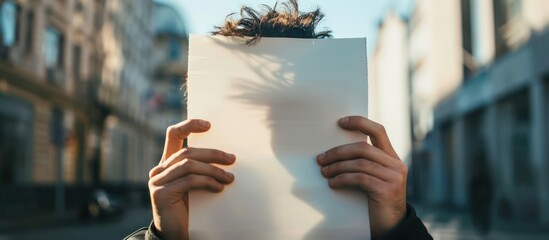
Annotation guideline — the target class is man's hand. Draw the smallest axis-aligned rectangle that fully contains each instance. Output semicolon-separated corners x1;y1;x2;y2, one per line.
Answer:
148;119;236;240
317;116;407;237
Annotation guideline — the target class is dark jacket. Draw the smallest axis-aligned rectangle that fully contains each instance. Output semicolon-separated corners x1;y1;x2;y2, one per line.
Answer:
125;203;432;240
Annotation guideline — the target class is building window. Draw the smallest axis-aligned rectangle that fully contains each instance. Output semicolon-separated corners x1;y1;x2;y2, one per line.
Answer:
44;27;61;67
543;75;549;180
505;0;521;19
50;107;64;148
94;0;105;31
441;122;455;204
72;44;81;81
464;108;489;189
89;51;102;81
461;0;473;55
75;1;84;12
493;0;523;56
461;0;475;78
0;0;19;60
165;76;184;109
24;9;33;54
44;26;65;85
0;94;33;184
498;90;533;187
1;0;18;47
168;38;181;60
510;91;532;186
72;44;83;95
493;0;522;32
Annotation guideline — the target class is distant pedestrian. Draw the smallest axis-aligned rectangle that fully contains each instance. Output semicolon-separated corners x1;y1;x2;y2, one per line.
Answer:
468;151;494;238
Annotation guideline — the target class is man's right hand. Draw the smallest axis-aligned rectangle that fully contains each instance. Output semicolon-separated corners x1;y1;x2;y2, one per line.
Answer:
148;119;236;240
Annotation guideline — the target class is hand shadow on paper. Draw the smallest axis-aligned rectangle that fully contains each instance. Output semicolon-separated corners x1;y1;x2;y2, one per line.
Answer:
233;77;355;240
211;37;369;239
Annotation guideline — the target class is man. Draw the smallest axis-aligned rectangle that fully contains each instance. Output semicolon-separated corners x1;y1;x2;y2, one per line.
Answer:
127;1;432;239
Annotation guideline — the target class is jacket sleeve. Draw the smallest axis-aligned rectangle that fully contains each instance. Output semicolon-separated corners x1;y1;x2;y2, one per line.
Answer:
125;203;432;240
124;221;162;240
373;203;433;240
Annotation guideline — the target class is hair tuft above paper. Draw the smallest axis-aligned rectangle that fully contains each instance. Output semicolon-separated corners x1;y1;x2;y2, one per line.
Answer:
212;0;332;44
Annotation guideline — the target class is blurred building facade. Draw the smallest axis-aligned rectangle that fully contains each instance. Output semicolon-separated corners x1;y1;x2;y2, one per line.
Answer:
369;10;412;163
98;0;158;186
406;0;465;207
431;0;549;225
0;0;185;221
390;0;549;226
0;0;107;217
148;2;188;135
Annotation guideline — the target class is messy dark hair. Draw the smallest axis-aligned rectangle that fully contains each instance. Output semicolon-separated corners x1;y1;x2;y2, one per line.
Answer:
212;0;332;44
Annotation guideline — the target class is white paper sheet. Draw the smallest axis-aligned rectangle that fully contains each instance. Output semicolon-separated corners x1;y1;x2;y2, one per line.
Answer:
187;35;370;240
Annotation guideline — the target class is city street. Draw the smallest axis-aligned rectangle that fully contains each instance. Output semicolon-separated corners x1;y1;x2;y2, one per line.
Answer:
2;205;549;239
417;205;549;240
0;208;152;240
424;218;549;240
1;0;549;240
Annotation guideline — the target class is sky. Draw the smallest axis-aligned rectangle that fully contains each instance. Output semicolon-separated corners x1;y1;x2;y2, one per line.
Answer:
155;0;415;55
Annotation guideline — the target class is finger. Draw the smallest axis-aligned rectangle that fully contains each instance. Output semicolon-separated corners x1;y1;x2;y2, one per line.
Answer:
150;147;236;178
317;141;398;169
151;159;234;186
328;172;386;192
321;159;398;182
166;147;236;165
161;119;212;163
338;116;399;159
164;175;225;195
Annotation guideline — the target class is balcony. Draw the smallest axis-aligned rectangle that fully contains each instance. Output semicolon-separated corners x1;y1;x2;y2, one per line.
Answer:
153;60;187;80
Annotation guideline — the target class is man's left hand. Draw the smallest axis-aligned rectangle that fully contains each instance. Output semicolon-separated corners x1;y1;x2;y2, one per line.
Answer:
317;116;408;237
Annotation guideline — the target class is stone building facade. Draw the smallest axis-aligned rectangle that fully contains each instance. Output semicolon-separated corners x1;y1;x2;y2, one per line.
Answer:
0;0;165;219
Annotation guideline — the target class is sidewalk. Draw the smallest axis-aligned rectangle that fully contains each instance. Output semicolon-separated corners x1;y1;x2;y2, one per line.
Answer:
0;209;80;233
413;203;549;240
0;208;152;240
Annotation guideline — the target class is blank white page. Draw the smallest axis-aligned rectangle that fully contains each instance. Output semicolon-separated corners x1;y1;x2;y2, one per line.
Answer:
188;35;370;240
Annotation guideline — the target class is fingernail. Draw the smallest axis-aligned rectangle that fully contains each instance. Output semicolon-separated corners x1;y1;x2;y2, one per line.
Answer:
200;120;210;127
317;152;326;163
339;117;349;124
328;179;336;188
320;166;328;174
225;172;234;180
226;153;236;161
